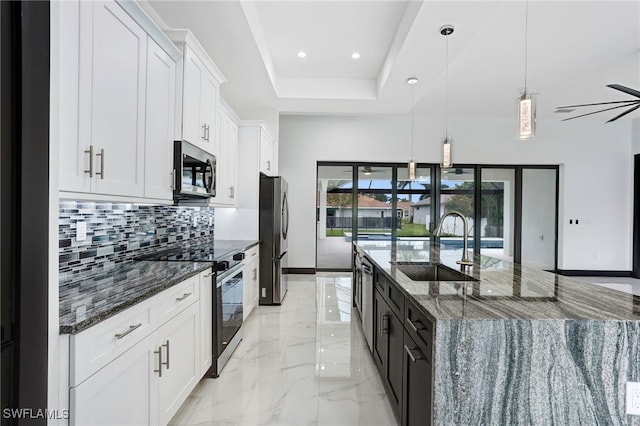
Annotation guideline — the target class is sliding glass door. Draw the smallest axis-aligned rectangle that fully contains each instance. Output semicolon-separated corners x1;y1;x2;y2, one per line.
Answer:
480;168;516;261
521;168;557;269
317;162;558;271
317;165;354;270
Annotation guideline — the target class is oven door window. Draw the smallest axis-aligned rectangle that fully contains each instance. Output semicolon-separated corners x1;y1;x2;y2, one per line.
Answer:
219;269;243;354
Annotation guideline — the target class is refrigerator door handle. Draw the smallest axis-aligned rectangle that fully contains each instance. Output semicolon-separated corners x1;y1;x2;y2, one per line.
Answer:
281;192;289;240
275;251;287;261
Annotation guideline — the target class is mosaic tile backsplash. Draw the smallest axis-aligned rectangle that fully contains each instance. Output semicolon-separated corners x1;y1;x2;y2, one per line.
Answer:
59;201;214;278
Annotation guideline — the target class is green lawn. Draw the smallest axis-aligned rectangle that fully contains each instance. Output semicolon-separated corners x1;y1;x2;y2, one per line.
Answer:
397;223;430;237
325;223;429;237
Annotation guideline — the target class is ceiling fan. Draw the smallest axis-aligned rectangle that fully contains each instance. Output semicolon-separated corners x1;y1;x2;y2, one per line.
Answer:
555;84;640;122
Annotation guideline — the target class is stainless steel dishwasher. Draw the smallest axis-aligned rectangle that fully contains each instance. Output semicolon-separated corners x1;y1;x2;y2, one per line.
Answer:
361;257;374;353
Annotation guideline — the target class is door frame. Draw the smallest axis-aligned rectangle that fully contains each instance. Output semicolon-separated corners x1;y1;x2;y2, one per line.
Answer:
633;154;640;278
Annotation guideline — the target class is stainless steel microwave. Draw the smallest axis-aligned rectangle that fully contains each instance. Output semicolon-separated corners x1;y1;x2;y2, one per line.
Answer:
173;140;216;200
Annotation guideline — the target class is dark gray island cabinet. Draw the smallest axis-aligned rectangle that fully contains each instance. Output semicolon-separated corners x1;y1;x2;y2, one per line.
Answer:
354;242;640;426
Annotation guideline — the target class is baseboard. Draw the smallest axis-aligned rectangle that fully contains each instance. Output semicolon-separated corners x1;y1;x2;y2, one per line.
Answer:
284;267;316;274
554;270;632;277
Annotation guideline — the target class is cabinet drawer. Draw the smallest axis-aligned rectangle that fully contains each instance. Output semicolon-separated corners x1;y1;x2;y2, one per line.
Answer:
243;244;259;264
70;298;158;386
386;279;405;319
158;274;200;325
404;301;434;362
374;269;387;295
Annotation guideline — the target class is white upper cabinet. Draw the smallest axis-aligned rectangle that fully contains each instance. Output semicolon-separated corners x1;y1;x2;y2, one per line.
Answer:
182;48;207;147
79;0;147;197
145;37;177;201
57;0;84;193
259;127;276;176
166;30;226;157
56;0;181;202
213;101;239;207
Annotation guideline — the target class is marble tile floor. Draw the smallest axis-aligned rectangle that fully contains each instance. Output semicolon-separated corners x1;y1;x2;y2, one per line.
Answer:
581;275;640;296
169;273;398;426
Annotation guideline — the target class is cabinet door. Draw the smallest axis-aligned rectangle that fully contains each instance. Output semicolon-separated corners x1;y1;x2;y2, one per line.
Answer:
373;290;387;371
182;47;204;146
243;259;258;320
259;130;274;175
200;71;219;155
71;331;159;426
144;37;176;201
213;110;230;205
226;121;238;206
387;309;404;417
158;302;200;425
199;271;214;376
402;331;433;426
58;0;89;193
85;1;146;197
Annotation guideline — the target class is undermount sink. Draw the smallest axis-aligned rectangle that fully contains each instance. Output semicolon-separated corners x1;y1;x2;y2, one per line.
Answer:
393;262;477;282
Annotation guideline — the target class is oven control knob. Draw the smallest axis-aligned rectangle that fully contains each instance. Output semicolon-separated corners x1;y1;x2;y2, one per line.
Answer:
216;261;230;271
232;253;245;261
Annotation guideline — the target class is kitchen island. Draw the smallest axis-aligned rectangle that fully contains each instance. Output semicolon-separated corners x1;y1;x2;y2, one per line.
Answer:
355;240;640;425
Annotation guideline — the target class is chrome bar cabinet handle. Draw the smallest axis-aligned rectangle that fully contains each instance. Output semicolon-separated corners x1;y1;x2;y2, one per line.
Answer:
154;347;162;377
114;323;142;339
84;145;94;177
161;340;170;370
95;148;105;179
176;292;192;302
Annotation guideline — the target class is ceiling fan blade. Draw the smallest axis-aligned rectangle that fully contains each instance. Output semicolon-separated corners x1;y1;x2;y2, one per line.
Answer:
606;103;640;122
556;100;638;109
607;84;640;99
561;102;638;121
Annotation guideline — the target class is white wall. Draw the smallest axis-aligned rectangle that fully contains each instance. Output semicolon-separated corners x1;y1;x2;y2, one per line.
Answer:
278;114;634;271
633;118;640;154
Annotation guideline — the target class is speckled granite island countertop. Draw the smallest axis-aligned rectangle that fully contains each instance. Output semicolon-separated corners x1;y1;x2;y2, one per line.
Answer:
59;261;213;334
355;240;640;425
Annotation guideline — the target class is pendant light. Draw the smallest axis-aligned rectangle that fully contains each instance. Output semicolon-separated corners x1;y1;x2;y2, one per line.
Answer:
407;76;418;180
440;25;454;169
517;0;536;139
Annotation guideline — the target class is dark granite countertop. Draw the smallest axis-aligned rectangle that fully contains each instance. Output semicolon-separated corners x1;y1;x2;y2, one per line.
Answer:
213;239;259;254
59;239;259;335
59;261;213;334
355;240;640;322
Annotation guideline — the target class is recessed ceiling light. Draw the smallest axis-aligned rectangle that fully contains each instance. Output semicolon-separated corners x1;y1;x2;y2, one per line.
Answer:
351;52;360;59
407;77;419;85
297;51;306;58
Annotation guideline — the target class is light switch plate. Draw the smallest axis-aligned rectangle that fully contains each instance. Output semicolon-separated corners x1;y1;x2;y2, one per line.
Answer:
627;381;640;416
76;221;87;242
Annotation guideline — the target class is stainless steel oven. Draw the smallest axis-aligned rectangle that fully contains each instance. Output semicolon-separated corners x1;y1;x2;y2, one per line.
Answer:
213;258;244;376
173;140;216;200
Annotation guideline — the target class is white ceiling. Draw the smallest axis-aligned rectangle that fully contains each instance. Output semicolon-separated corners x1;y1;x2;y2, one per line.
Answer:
143;0;640;121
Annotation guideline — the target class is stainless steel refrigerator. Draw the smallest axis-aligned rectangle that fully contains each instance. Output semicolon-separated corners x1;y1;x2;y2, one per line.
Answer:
259;173;289;305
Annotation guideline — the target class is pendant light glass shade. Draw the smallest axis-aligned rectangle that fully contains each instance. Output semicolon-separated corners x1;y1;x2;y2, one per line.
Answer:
408;159;416;180
517;92;536;139
442;137;452;169
516;0;536;140
440;25;454;169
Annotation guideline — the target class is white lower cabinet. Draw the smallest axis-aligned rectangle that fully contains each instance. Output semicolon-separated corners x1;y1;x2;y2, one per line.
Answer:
243;245;259;320
158;302;200;425
71;331;159;426
199;270;214;376
69;275;205;426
